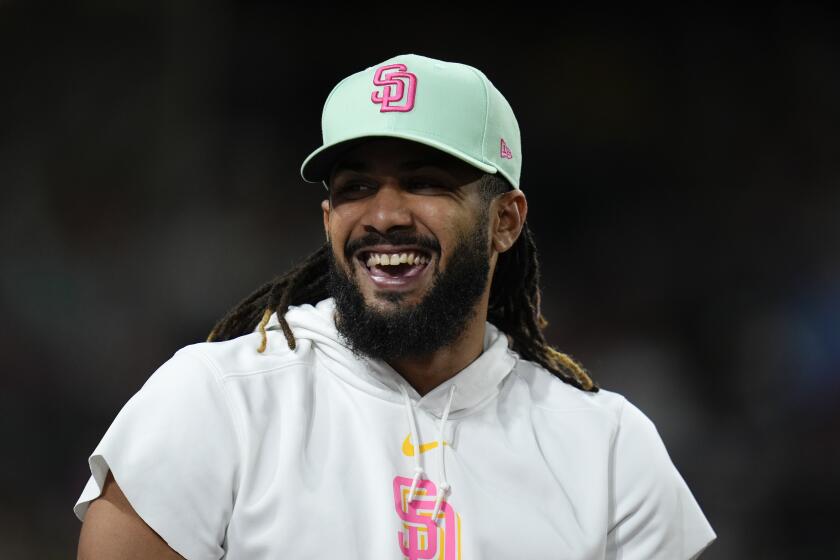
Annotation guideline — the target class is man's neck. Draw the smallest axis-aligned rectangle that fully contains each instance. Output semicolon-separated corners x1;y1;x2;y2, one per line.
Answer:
387;306;488;396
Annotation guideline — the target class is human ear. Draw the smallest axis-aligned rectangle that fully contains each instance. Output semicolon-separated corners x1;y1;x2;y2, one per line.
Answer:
321;199;331;243
491;190;527;253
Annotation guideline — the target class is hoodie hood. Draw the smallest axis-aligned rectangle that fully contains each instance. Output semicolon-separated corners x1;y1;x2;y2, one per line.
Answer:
262;297;518;418
262;297;519;524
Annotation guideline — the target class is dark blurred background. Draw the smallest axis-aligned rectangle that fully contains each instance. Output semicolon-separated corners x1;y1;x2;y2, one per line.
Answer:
1;1;838;557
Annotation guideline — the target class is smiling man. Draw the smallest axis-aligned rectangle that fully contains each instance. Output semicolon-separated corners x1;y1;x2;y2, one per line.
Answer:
324;138;517;395
75;54;716;559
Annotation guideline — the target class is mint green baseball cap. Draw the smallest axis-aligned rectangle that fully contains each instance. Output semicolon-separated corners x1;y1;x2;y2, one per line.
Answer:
300;53;522;189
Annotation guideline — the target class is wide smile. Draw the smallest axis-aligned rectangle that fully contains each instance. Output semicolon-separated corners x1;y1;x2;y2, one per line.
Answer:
354;247;435;292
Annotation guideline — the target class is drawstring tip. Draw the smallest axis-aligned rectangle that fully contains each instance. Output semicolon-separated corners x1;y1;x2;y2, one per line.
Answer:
431;501;443;523
431;482;450;525
407;467;424;503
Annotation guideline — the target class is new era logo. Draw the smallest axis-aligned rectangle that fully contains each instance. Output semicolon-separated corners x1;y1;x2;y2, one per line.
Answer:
500;138;513;159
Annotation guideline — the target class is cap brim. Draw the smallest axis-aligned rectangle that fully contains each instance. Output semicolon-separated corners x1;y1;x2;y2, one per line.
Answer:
300;133;499;185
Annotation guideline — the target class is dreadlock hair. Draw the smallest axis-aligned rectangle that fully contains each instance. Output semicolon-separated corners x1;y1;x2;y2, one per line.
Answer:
206;173;597;392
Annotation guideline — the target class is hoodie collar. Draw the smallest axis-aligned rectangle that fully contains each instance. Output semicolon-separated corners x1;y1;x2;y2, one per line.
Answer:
271;298;517;418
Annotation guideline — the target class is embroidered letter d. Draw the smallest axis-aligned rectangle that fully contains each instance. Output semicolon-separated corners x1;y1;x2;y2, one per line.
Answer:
372;64;417;113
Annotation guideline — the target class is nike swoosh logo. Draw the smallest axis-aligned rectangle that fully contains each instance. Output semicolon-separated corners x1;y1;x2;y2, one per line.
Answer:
402;434;448;456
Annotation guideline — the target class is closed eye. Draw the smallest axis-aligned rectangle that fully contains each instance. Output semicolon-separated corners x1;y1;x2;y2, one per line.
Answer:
333;182;376;200
406;179;455;194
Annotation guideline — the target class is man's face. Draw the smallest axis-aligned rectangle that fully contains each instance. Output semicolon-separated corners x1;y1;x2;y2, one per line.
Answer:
321;137;494;360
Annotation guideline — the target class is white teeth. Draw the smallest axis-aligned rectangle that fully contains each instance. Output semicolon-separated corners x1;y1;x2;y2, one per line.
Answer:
364;251;431;267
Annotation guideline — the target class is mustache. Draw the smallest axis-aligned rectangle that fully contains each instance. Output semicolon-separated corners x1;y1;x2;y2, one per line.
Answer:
344;231;441;260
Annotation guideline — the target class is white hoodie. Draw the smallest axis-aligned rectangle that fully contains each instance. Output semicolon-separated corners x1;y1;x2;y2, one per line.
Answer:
74;298;716;559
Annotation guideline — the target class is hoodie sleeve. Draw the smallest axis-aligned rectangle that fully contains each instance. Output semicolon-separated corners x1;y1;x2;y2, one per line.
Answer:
73;346;242;560
605;398;716;560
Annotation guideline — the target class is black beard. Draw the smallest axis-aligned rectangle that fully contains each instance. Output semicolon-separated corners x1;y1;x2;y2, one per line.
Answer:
327;217;491;362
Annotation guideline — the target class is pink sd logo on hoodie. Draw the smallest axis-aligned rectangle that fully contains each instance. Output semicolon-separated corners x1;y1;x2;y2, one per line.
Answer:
393;475;460;559
371;64;417;112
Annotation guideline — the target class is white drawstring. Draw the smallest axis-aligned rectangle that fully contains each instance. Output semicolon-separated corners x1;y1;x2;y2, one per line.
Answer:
431;384;456;524
400;385;425;503
400;383;457;526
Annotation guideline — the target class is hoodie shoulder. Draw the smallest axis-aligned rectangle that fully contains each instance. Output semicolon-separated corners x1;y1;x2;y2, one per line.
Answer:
186;329;313;381
190;299;337;380
513;357;626;422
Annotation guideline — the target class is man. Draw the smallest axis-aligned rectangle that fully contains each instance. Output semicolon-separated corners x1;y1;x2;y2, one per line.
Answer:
75;53;716;559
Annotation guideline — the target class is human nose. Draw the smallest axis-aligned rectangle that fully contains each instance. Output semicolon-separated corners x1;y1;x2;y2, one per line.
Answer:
362;182;413;233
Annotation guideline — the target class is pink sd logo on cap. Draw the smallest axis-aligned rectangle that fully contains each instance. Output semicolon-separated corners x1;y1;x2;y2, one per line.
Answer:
371;64;417;112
